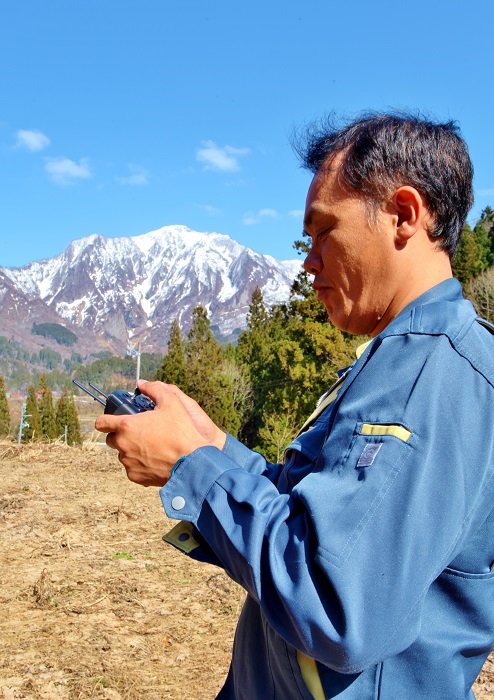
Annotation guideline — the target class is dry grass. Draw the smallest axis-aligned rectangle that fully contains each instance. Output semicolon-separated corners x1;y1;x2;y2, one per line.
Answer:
0;440;493;699
0;441;243;699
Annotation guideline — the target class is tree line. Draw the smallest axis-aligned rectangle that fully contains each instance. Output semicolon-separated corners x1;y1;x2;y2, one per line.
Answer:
0;373;81;444
452;207;494;303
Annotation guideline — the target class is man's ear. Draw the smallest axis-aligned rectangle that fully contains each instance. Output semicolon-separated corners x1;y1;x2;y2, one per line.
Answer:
392;186;425;243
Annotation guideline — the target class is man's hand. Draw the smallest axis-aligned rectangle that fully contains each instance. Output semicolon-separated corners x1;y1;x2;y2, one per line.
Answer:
95;381;226;487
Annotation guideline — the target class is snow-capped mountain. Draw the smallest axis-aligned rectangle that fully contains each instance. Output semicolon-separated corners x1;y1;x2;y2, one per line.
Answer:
0;225;301;356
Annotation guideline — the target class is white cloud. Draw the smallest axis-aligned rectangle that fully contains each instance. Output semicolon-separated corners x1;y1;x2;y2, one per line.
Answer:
196;140;250;172
116;164;149;186
16;129;50;151
45;157;91;185
289;209;304;218
243;208;279;225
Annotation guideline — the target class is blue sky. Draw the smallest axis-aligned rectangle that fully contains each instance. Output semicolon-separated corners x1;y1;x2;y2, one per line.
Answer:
1;0;492;268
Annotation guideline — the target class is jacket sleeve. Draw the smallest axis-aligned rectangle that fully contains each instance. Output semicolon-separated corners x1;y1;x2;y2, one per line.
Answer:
221;431;285;483
160;332;494;673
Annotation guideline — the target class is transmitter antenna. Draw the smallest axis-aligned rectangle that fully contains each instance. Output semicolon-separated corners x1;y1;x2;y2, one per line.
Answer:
89;382;109;399
72;379;106;407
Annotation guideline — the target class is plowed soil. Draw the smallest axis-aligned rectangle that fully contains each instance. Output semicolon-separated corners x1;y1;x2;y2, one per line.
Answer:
0;441;493;699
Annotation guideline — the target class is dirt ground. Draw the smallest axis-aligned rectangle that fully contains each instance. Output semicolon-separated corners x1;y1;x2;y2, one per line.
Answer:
1;439;494;699
0;440;244;699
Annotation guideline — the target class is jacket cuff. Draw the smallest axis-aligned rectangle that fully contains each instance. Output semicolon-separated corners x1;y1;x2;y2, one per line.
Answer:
159;445;238;521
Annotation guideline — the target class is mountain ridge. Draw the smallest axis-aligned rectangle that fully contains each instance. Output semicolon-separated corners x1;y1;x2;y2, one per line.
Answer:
0;225;301;358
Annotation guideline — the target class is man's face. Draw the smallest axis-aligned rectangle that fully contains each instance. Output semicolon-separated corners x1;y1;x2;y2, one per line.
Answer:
303;164;398;337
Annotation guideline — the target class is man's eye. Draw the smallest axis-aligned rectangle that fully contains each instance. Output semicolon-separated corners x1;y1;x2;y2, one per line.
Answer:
316;228;331;240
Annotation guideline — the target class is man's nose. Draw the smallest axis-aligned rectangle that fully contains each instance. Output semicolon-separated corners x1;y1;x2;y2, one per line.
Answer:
303;249;322;275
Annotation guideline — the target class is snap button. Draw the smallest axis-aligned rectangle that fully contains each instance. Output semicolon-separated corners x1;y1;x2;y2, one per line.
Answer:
171;496;186;511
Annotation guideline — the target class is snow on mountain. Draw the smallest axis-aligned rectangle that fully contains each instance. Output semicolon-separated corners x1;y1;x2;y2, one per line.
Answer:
0;225;302;355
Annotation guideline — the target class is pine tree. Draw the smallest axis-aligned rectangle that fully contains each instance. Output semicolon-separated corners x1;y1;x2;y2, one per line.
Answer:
157;319;187;387
23;385;42;442
56;387;82;445
0;375;10;437
38;374;58;440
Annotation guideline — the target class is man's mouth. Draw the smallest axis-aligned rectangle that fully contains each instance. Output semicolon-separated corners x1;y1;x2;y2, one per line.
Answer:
313;283;329;298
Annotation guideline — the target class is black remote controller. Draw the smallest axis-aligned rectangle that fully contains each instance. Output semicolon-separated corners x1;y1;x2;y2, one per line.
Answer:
72;380;155;415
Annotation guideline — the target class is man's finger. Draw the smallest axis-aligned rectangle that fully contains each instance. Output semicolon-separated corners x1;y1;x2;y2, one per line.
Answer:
95;413;124;433
135;379;176;407
139;379;200;412
106;432;118;450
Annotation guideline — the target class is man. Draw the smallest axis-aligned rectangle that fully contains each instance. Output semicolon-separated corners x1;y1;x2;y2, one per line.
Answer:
96;113;494;699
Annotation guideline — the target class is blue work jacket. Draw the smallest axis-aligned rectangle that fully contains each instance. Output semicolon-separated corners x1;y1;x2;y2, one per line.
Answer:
161;279;494;699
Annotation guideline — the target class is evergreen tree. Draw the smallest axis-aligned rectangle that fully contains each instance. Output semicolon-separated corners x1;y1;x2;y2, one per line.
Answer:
236;263;362;453
56;387;82;445
38;373;57;440
185;306;222;396
473;221;492;271
236;287;273;445
157;319;187;387
22;385;41;442
257;409;297;463
0;375;10;437
56;388;70;439
209;371;241;437
453;211;494;286
184;306;239;434
247;285;270;328
452;223;483;285
478;207;494;267
221;355;252;433
245;300;339;454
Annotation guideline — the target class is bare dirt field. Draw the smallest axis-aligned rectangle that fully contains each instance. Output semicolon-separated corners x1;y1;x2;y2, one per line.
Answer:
1;439;494;699
0;440;243;699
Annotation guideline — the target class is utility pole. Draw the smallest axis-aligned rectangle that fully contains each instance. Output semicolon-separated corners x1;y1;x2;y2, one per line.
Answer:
17;403;31;444
127;340;142;385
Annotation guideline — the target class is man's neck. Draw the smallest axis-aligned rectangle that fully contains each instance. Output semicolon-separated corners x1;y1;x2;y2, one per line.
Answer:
371;250;453;337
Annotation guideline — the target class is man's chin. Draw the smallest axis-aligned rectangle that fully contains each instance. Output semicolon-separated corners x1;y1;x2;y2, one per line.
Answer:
326;310;349;334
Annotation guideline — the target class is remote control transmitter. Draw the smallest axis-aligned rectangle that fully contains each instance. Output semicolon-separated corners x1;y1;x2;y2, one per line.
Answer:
72;380;155;415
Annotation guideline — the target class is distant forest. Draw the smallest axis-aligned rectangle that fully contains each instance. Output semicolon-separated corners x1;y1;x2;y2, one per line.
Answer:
32;322;77;346
2;207;493;455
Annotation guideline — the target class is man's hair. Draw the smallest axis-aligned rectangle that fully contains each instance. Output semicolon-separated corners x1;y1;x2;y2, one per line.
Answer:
294;112;474;257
